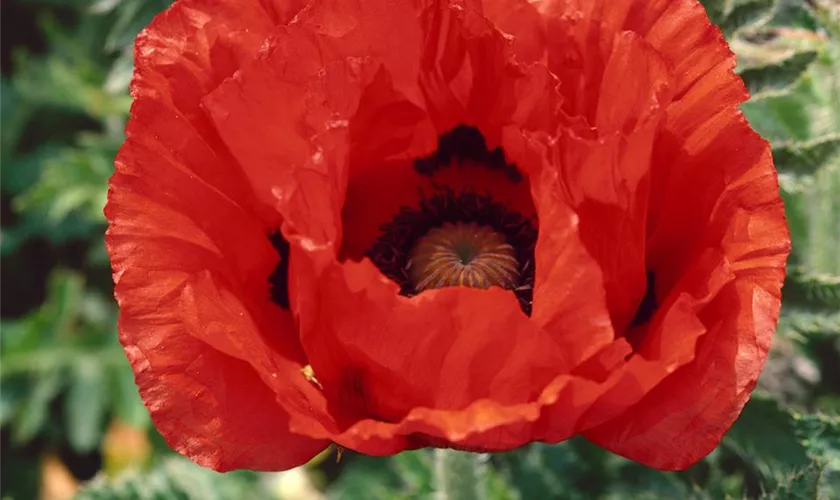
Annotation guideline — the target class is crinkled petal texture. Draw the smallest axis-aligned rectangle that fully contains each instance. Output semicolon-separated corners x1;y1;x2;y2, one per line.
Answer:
482;0;790;468
106;0;330;471
108;0;789;472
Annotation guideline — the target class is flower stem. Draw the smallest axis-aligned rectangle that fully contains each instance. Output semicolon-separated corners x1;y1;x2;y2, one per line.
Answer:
433;449;487;500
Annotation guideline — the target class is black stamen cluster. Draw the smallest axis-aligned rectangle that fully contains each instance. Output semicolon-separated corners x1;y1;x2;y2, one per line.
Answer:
413;125;523;183
367;188;537;315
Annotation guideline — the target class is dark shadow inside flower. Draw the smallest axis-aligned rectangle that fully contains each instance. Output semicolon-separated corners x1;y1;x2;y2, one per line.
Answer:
268;230;291;309
626;271;659;347
633;278;656;319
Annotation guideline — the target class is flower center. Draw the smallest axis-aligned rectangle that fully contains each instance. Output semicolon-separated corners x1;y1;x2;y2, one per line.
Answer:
356;125;536;315
367;189;537;315
408;222;520;292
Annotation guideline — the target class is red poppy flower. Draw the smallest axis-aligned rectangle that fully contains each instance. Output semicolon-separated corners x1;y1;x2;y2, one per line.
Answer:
106;0;790;472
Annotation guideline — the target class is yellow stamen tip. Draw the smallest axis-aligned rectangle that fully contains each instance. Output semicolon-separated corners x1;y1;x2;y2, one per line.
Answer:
301;364;322;389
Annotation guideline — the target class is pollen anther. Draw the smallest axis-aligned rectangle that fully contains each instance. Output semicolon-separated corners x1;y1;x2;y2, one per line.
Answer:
301;364;322;389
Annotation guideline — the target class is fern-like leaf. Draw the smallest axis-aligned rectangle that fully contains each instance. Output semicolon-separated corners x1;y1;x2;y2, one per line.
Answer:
741;51;819;98
763;464;826;499
722;0;775;36
783;268;840;313
773;134;840;176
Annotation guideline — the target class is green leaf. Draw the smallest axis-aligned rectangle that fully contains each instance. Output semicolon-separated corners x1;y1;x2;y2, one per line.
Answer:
66;359;109;453
0;145;62;202
783;269;840;314
779;184;812;266
699;0;727;24
774;135;840;176
0;77;33;170
0;268;128;452
742;87;816;143
792;413;840;499
109;361;151;429
0;269;90;355
0;450;40;500
485;470;516;500
764;464;826;499
771;0;821;30
494;442;580;499
51;269;86;322
792;413;840;463
728;400;840;499
494;439;616;500
327;449;511;500
19;1;102;11
12;49;130;120
604;463;694;500
741;51;819;97
327;451;426;500
781;309;840;337
75;457;263;500
104;47;134;96
12;370;64;445
0;377;27;427
721;0;775;35
100;0;172;53
394;448;435;495
724;396;812;481
15;132;118;225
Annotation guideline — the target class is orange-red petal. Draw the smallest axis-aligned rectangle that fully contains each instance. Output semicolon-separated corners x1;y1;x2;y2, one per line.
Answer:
485;0;789;468
107;0;329;470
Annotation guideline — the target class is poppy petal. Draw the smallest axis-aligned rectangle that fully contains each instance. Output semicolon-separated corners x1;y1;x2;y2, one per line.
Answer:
130;0;305;214
483;0;789;468
480;0;547;63
585;279;780;470
485;0;747;132
581;17;789;470
290;240;569;417
120;315;324;471
281;130;623;453
204;0;562;256
107;195;329;468
625;0;747;125
528;163;615;366
567;247;732;433
551;31;671;332
107;0;329;470
591;129;788;470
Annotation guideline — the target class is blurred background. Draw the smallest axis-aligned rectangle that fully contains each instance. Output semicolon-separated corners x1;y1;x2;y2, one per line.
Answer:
1;0;839;498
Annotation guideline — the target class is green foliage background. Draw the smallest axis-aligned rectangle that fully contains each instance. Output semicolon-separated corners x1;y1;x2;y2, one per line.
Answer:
1;0;838;498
